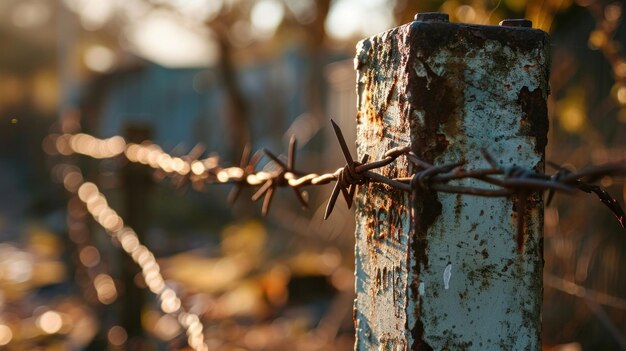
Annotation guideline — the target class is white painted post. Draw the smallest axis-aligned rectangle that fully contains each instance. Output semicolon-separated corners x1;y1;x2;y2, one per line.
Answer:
354;14;549;350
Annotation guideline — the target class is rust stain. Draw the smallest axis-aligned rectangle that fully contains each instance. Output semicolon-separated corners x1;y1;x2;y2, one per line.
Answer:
359;28;403;131
362;179;410;268
355;20;548;351
468;264;498;291
376;207;386;239
400;22;467;349
523;64;537;72
405;55;463;163
409;188;441;350
399;22;547;350
454;194;464;223
511;190;543;253
385;76;399;109
517;86;549;156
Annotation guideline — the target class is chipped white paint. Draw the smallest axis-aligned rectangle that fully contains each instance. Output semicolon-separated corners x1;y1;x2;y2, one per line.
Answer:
443;263;452;290
354;19;548;350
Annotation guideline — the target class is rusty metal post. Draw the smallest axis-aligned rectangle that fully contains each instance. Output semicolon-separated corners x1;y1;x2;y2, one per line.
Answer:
354;14;549;350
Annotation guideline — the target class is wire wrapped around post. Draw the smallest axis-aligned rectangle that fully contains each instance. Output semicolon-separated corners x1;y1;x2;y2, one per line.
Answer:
47;119;626;249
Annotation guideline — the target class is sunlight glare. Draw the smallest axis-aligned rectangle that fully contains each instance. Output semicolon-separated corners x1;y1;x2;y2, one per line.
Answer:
84;45;116;73
251;0;285;38
11;0;50;28
0;325;12;346
125;11;218;68
64;0;114;31
325;0;393;40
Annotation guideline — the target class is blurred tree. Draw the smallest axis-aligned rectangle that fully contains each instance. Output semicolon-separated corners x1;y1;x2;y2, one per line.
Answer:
204;4;251;161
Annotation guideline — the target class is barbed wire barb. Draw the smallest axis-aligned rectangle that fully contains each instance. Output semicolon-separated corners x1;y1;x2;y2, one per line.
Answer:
323;119;368;219
49;119;626;249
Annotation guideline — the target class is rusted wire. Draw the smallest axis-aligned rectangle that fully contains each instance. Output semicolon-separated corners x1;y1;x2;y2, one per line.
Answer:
49;119;626;251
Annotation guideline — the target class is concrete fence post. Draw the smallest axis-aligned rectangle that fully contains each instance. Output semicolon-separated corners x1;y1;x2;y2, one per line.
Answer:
354;14;549;350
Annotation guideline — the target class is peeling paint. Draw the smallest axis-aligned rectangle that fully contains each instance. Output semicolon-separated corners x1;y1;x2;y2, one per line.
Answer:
354;18;548;351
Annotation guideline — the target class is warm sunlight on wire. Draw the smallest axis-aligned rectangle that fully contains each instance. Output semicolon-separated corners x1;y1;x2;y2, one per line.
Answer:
70;178;209;351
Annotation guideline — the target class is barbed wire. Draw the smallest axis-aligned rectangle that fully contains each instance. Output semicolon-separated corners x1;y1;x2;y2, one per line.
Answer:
47;119;626;251
66;193;120;306
57;164;209;351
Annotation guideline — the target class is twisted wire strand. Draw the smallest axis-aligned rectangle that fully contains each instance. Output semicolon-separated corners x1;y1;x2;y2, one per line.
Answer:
48;119;626;342
47;120;626;241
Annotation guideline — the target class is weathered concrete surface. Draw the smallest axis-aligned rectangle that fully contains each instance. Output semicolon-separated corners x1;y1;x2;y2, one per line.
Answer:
354;20;549;350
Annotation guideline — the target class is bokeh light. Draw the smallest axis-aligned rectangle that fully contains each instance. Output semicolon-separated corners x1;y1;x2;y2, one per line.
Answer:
37;310;63;334
84;45;116;73
251;0;284;38
94;273;117;305
107;325;128;346
0;324;13;346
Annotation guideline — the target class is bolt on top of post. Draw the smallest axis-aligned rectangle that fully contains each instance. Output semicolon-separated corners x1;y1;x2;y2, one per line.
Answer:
499;19;533;28
412;13;533;28
413;12;449;22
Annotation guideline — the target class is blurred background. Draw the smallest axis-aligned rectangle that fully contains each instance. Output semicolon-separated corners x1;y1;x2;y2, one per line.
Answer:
1;0;626;350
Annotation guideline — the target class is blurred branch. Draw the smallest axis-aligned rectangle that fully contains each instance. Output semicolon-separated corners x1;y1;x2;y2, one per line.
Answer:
545;272;626;310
